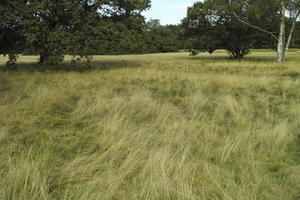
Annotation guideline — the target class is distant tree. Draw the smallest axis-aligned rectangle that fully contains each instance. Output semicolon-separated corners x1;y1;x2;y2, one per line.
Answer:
229;0;300;62
92;19;149;55
163;24;186;50
144;19;179;52
96;19;183;55
182;0;266;58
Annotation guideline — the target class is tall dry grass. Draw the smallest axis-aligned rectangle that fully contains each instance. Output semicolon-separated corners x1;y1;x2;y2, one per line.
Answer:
0;51;299;200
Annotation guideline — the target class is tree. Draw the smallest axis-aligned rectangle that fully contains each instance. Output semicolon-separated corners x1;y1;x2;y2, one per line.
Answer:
182;0;267;58
0;0;151;65
93;19;183;55
292;21;300;47
229;0;300;62
143;19;180;53
0;0;25;65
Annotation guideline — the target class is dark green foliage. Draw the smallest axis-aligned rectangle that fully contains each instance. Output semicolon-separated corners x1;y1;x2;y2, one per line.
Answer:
0;0;185;64
0;0;25;65
143;20;182;53
2;0;296;64
91;19;183;55
291;21;300;48
0;0;152;65
0;0;190;67
91;18;150;55
182;0;280;58
5;54;18;66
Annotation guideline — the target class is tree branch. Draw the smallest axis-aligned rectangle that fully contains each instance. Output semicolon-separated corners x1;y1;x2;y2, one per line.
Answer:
232;11;279;41
284;10;300;56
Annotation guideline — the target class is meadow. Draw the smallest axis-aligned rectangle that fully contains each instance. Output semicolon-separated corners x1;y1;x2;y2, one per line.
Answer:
0;50;300;200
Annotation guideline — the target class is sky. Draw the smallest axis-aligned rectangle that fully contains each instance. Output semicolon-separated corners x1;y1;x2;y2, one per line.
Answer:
143;0;198;25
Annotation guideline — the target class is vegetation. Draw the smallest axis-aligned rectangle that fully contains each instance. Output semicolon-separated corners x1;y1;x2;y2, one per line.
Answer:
228;0;300;62
182;0;273;58
0;51;300;199
95;19;184;55
0;0;183;65
0;0;300;199
144;19;185;53
1;0;300;63
0;0;152;64
182;0;300;61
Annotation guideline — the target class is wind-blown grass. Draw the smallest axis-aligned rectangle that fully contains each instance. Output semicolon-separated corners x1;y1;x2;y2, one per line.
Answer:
0;51;299;200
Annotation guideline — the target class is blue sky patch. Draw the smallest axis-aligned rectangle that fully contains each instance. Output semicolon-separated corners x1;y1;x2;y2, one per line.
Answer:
143;0;198;25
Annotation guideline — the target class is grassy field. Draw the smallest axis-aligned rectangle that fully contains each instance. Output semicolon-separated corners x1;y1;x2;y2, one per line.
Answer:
0;51;300;200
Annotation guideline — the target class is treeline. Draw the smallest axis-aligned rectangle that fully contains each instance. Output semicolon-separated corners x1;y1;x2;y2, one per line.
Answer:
94;19;185;55
1;0;300;65
17;19;184;56
182;0;300;61
0;0;185;66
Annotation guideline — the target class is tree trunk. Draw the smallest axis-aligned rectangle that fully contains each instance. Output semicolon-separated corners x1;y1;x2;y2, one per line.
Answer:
277;0;285;63
284;20;295;59
39;50;49;64
230;0;300;63
230;49;246;59
284;11;300;58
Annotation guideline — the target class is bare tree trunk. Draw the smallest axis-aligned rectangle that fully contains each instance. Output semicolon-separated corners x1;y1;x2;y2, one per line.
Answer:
283;20;296;58
277;21;285;62
277;0;285;63
284;11;300;58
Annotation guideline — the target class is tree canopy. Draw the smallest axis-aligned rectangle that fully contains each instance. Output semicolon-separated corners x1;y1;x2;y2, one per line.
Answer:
182;0;282;58
229;0;300;62
0;0;152;65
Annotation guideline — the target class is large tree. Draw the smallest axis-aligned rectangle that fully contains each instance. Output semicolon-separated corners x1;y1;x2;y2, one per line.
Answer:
0;0;151;65
182;0;272;58
0;0;25;65
229;0;300;62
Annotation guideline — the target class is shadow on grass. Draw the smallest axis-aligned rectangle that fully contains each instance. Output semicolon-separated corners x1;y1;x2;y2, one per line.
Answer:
0;60;143;73
186;55;279;63
185;51;300;63
282;72;300;78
